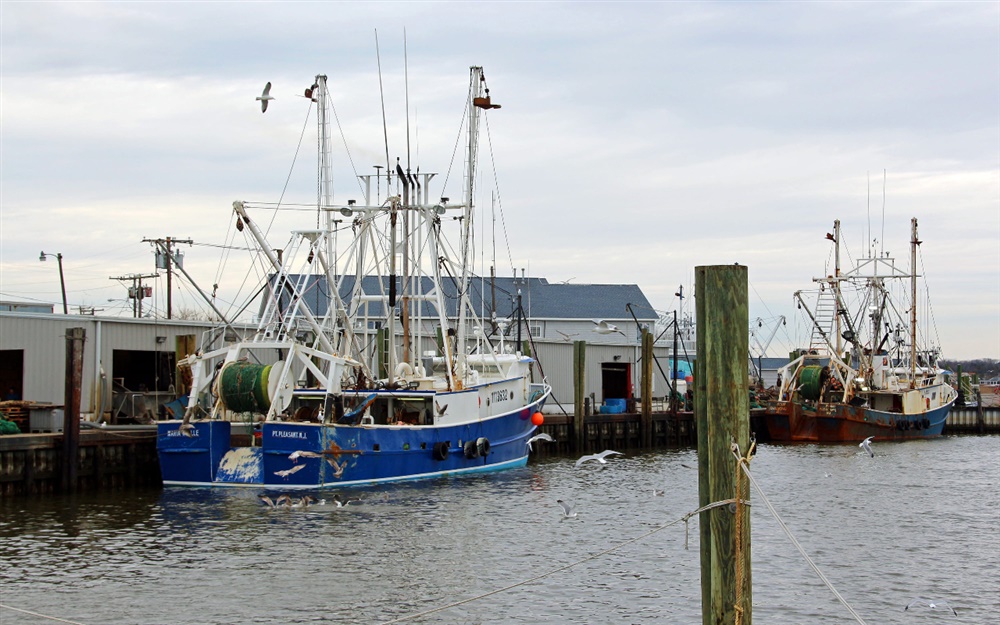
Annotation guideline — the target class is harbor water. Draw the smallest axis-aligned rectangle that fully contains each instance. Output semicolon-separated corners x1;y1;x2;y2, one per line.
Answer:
1;435;998;624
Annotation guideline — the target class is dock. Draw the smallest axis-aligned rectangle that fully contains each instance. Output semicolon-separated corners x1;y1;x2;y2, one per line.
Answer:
943;405;1000;434
0;429;159;496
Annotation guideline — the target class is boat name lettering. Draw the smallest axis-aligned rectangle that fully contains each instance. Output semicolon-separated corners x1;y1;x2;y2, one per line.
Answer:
167;430;198;437
491;389;510;403
272;430;308;440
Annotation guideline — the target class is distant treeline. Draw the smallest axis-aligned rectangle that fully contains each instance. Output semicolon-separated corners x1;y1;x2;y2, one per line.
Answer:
939;359;1000;378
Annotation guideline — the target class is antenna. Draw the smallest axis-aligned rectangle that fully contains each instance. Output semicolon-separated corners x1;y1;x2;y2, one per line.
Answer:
404;27;411;174
880;169;886;258
375;29;391;181
866;170;871;257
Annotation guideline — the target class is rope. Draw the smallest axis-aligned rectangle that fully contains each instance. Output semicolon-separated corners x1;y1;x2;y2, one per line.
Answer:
377;498;741;625
0;603;87;624
730;447;869;625
731;439;755;625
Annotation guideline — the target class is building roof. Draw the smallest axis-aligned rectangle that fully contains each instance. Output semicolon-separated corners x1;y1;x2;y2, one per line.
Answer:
268;275;657;322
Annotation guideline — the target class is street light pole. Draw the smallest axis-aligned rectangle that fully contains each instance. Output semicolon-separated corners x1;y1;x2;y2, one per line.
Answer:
40;251;68;314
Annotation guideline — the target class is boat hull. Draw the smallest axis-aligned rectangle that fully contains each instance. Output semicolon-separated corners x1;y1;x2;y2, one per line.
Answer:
158;390;548;488
763;398;954;442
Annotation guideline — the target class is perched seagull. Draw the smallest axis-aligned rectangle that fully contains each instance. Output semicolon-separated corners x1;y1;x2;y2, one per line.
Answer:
592;320;625;336
556;499;577;518
575;449;624;468
326;458;347;478
526;432;556;452
859;436;874;458
256;81;274;112
288;450;322;462
904;599;957;615
274;464;305;478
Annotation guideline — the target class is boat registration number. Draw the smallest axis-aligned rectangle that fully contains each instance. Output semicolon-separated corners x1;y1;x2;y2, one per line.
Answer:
491;389;510;403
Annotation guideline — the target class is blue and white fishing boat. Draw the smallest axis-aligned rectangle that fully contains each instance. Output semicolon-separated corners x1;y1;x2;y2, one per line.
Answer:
157;67;551;487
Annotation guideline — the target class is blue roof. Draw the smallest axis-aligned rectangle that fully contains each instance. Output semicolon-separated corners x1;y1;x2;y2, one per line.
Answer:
267;275;656;322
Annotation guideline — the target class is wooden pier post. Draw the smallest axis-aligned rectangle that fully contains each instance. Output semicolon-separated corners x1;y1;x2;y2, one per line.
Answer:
640;327;653;447
62;327;85;493
573;340;586;452
696;265;752;625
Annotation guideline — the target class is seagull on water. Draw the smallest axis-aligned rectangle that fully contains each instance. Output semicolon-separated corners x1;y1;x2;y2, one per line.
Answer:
592;320;625;337
859;436;874;458
556;499;577;518
526;432;555;452
904;598;957;615
256;81;274;112
332;494;361;507
653;489;665;497
258;494;280;508
575;449;624;468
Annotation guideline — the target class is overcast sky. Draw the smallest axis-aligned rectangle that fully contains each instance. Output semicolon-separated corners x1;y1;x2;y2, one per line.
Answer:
2;1;997;360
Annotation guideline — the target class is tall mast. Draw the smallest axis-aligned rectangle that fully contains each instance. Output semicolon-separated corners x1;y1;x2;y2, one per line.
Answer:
833;219;842;357
910;217;919;385
456;67;487;382
316;75;335;266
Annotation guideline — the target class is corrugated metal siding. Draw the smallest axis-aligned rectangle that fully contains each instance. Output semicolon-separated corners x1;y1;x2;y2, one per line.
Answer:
0;313;247;411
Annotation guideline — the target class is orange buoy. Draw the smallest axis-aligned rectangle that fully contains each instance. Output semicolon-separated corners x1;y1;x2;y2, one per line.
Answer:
531;412;544;426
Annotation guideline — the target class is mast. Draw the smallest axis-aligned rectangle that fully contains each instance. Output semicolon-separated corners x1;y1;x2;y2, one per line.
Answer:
455;66;495;383
833;219;842;357
316;75;335;265
910;217;919;385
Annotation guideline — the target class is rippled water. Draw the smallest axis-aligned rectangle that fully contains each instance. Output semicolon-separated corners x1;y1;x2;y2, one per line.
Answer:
1;436;998;624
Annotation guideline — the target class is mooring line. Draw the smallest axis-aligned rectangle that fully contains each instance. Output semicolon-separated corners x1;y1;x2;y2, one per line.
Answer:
731;447;869;625
0;603;87;624
377;498;740;625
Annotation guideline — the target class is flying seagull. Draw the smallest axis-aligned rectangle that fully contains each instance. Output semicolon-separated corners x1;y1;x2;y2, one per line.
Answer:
904;599;957;615
526;432;555;452
274;464;305;478
326;458;347;478
288;450;322;462
256;81;274;112
592;320;625;336
859;436;874;458
575;449;624;468
556;499;577;518
435;401;449;416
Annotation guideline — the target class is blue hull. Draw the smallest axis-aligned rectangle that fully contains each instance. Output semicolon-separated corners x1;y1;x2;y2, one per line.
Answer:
158;399;546;489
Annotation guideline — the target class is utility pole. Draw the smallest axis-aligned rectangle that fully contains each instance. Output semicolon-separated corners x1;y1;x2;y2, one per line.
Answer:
110;273;159;318
144;237;193;319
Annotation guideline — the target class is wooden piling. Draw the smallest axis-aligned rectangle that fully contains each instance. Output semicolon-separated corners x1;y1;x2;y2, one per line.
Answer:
640;328;653;447
696;265;752;625
62;327;85;493
573;340;586;452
